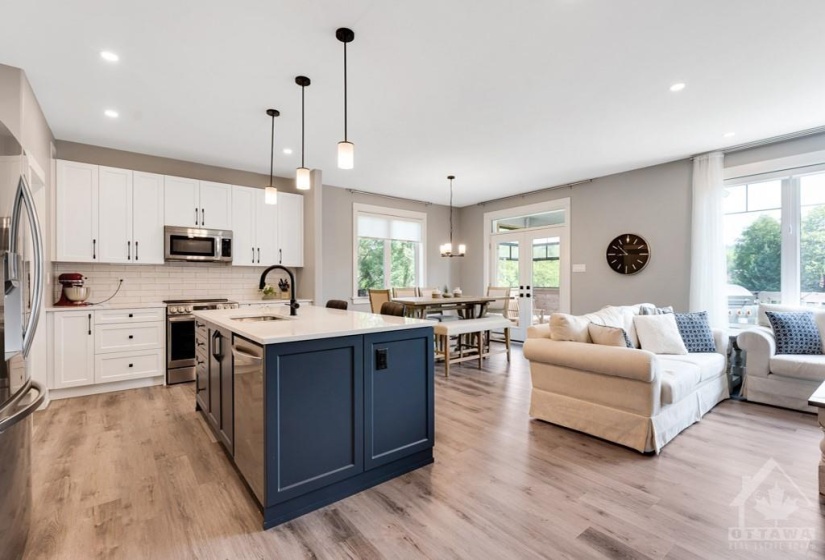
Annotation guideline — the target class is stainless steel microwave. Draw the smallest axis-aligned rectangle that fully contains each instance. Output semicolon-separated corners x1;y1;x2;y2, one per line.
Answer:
164;226;233;263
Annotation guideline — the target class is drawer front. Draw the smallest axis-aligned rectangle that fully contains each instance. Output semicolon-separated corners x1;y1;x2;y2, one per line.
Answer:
95;323;163;354
95;350;163;383
96;308;165;324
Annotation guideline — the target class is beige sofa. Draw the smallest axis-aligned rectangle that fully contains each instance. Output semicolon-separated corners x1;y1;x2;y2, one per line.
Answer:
737;304;825;412
523;305;729;453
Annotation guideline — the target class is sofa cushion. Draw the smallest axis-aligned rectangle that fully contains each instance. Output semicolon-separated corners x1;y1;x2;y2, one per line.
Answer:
674;311;716;353
588;323;632;348
661;353;725;383
549;313;591;342
634;314;688;355
769;354;825;382
765;312;823;355
757;304;825;350
659;361;702;404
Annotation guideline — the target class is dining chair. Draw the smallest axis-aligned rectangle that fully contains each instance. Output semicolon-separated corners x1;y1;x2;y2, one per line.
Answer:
392;287;418;298
380;301;406;316
368;289;391;314
325;299;348;310
485;286;511;316
418;287;439;297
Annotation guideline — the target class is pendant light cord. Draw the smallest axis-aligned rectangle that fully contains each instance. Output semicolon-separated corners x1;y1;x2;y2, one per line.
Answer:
343;41;348;141
449;177;454;246
301;84;306;168
269;113;275;185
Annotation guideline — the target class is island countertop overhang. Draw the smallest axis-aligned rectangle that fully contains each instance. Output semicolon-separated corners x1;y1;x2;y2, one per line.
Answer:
191;304;434;345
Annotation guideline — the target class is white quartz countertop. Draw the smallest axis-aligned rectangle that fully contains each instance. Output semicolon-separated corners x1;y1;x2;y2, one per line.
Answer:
46;301;166;312
192;304;434;345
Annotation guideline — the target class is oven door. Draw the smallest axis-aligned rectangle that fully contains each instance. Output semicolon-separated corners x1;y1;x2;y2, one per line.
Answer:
167;315;196;370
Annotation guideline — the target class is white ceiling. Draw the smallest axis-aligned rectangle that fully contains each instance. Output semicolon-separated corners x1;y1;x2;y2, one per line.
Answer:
2;1;825;206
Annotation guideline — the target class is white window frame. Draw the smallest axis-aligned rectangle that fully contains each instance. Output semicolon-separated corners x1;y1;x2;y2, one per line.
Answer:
724;163;825;305
352;203;427;304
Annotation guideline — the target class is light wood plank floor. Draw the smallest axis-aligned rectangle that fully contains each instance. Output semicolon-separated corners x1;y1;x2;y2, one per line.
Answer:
24;346;825;559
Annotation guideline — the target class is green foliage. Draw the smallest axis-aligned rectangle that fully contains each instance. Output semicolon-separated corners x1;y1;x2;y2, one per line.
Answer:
728;215;781;292
496;258;559;288
357;238;418;295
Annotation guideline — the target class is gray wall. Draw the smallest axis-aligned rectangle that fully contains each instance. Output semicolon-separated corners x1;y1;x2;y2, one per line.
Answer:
457;160;693;314
320;185;459;311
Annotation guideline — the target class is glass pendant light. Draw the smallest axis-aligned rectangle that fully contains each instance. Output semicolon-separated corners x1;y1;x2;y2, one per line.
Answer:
441;175;465;257
336;28;355;169
265;108;280;205
295;76;311;190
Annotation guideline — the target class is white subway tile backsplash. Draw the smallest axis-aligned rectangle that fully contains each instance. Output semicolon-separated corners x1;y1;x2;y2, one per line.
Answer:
53;263;292;305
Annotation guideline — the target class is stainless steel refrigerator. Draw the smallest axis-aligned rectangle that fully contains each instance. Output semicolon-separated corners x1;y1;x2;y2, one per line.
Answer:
0;121;46;560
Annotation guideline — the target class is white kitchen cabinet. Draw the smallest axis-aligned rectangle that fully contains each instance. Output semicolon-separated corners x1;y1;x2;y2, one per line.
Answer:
164;177;232;230
199;181;233;230
231;186;278;266
97;166;133;264
277;192;303;267
56;162;165;264
132;172;165;264
163;176;200;227
55;160;99;262
52;310;95;388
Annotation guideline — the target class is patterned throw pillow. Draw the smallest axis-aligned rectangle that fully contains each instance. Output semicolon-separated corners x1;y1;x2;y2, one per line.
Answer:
639;305;674;316
674;311;716;353
765;312;823;355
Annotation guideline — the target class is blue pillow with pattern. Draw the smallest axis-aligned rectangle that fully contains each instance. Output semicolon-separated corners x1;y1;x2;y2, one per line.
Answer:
674;311;716;353
765;311;823;355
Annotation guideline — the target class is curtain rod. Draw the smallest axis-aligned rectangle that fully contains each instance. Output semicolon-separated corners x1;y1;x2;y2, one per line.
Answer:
476;179;592;206
696;125;825;157
347;189;432;206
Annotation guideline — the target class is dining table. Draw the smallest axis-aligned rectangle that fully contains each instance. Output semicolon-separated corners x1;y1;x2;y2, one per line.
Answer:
392;295;499;319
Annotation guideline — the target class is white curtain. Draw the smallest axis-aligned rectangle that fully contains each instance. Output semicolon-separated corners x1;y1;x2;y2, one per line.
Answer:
690;152;727;328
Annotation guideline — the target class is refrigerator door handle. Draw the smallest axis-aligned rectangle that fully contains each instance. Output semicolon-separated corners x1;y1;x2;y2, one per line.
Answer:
10;175;45;358
0;380;44;433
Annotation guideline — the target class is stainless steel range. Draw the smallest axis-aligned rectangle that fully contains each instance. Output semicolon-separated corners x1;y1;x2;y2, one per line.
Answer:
165;298;238;384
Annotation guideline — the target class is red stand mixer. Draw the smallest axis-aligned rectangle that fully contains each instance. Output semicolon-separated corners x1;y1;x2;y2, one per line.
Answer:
55;273;90;306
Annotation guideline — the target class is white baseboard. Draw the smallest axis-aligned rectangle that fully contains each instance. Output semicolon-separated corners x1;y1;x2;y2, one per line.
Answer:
47;376;165;402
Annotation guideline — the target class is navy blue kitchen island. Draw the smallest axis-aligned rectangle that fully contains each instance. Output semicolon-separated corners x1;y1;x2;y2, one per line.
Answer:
192;305;434;529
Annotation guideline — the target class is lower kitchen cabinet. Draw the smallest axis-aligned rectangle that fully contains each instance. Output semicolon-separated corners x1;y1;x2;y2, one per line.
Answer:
49;308;165;392
196;324;233;454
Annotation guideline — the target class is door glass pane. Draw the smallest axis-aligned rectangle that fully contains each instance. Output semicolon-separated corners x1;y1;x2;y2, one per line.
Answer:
532;237;560;324
357;238;384;297
800;173;825;306
724;179;782;323
495;241;520;288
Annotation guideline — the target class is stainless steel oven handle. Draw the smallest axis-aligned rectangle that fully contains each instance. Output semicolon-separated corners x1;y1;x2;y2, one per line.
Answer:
167;315;196;323
0;381;44;433
10;175;44;358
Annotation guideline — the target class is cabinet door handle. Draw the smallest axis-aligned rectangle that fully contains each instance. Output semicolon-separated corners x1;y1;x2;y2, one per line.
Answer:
252;247;255;262
128;313;133;318
92;239;96;260
127;241;131;260
135;241;139;261
195;208;199;225
87;313;92;335
279;248;282;264
201;208;205;226
257;248;260;263
128;335;134;340
128;363;133;368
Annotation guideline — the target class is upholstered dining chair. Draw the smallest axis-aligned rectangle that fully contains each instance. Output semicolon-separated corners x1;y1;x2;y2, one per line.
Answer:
368;289;391;314
418;287;439;297
325;299;348;310
380;301;407;316
486;286;512;317
392;287;418;298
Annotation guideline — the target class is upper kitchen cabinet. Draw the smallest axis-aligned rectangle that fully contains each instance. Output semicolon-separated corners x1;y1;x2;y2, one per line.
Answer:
164;177;232;230
56;160;98;262
55;161;165;264
232;186;278;266
277;192;303;267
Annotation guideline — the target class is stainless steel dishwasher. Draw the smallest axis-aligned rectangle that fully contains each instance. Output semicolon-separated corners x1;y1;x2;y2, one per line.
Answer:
232;335;264;504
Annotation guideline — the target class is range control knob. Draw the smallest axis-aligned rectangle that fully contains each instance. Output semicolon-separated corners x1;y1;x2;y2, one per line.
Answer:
185;306;193;313
170;306;179;314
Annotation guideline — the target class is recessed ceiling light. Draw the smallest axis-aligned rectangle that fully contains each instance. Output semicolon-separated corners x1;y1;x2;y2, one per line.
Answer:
282;148;293;155
104;109;119;118
669;82;686;92
100;51;119;62
723;132;736;138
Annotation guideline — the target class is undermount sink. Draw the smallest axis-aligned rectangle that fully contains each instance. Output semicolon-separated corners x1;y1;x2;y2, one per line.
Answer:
231;315;286;322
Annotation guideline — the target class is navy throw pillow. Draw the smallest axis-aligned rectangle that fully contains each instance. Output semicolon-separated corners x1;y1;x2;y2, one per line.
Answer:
674;311;716;353
765;311;823;355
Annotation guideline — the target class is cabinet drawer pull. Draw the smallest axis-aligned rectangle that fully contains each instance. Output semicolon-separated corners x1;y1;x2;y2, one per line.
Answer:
128;363;133;368
128;335;134;340
128;313;133;318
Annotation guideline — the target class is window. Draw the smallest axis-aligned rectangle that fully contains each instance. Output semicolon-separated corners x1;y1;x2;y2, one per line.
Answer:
353;204;426;298
724;167;825;322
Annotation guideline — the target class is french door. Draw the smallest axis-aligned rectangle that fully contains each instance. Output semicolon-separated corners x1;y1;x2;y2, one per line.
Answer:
490;226;569;341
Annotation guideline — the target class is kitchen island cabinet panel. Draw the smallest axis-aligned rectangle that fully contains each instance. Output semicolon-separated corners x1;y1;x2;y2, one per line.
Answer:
364;331;434;469
266;336;364;504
